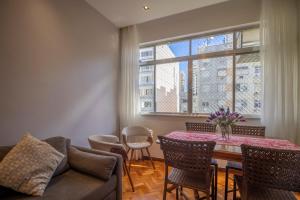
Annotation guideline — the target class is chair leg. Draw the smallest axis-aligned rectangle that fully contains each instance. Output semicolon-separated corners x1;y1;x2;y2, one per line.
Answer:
194;190;200;200
233;176;237;200
123;164;126;175
211;172;215;200
124;160;135;192
146;147;155;169
176;187;179;200
163;164;168;200
214;165;218;200
224;167;229;200
163;178;168;200
141;149;144;160
205;192;210;200
128;149;134;171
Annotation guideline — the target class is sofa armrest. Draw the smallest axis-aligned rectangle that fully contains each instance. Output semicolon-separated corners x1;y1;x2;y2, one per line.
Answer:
72;146;123;200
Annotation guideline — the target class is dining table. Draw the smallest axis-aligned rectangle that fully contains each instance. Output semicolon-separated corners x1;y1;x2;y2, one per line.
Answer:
159;130;300;162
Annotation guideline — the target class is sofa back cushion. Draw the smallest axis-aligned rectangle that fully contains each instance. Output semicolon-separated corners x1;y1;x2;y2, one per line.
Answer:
68;146;117;181
44;137;70;176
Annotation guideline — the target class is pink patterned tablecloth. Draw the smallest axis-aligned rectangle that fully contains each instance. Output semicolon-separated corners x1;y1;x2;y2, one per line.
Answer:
166;131;300;150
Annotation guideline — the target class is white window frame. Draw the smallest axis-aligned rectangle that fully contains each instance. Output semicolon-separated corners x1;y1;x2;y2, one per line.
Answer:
139;25;261;118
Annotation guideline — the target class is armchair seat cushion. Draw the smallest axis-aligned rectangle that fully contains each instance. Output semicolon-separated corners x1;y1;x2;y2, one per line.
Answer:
127;141;151;149
1;170;117;200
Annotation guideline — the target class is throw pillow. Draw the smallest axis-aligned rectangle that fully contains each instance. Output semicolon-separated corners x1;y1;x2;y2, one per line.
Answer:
0;138;70;177
0;133;64;196
68;146;117;181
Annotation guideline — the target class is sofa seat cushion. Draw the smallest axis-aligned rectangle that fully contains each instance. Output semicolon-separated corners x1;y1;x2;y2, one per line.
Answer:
1;170;117;200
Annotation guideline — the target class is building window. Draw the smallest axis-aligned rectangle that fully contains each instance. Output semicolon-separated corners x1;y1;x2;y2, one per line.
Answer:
144;101;152;108
139;47;154;62
236;99;248;112
217;84;226;92
139;26;261;116
236;66;249;75
217;69;227;77
236;83;248;92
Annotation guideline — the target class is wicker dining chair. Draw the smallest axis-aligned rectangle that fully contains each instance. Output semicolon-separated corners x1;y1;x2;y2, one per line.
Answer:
224;125;265;200
88;135;134;192
234;144;300;200
158;136;216;200
231;125;266;136
185;122;218;200
122;126;155;170
185;122;217;133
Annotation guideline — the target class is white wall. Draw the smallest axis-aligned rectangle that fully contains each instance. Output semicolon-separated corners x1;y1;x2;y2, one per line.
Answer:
136;0;262;158
0;0;119;146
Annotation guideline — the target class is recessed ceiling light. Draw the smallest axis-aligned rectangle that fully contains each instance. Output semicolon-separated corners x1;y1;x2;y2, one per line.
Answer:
143;5;150;11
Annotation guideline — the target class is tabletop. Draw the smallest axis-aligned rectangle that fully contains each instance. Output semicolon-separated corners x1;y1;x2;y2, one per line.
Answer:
162;131;300;162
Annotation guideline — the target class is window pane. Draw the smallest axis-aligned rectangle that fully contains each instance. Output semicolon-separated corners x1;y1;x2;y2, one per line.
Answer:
235;53;262;115
139;47;154;62
156;61;188;112
192;56;233;113
192;33;233;55
236;28;260;48
156;40;189;60
139;65;154;112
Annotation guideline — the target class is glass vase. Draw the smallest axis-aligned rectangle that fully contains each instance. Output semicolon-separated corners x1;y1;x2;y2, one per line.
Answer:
220;125;230;140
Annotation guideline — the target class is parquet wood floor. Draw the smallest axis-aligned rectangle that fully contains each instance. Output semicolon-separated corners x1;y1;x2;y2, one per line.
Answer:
123;160;300;200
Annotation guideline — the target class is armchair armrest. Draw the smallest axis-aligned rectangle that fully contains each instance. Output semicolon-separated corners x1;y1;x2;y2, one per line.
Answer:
71;146;123;200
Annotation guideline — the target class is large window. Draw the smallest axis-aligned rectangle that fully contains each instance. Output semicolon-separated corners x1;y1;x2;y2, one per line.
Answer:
139;26;261;116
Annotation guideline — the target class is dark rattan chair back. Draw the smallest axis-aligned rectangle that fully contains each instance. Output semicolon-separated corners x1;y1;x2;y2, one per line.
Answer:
241;144;300;192
185;122;217;133
231;125;265;137
158;136;216;173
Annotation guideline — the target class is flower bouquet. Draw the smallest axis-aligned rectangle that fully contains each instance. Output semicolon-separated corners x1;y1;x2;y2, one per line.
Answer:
206;107;245;139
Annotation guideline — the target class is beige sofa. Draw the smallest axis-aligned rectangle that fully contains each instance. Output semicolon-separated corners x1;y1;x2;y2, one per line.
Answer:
0;137;122;200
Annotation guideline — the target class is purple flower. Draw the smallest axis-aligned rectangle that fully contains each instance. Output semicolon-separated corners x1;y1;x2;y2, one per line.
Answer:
205;107;246;126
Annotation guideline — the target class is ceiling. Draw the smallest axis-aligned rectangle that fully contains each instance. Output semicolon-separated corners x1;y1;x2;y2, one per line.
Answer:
86;0;228;28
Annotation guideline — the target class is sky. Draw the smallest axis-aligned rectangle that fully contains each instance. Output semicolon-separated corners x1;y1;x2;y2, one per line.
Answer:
167;34;227;90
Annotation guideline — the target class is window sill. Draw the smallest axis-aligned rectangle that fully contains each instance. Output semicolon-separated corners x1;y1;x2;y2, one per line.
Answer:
139;112;261;119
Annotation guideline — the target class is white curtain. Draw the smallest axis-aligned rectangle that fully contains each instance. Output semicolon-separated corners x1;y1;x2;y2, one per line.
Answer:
261;0;300;144
119;25;139;129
